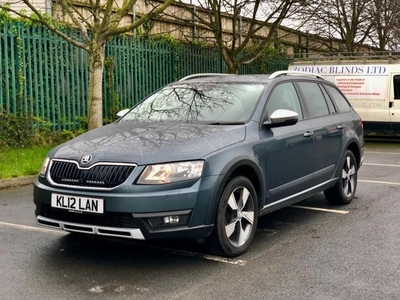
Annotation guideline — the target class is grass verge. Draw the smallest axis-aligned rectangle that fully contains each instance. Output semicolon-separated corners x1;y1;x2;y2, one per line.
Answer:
0;146;53;179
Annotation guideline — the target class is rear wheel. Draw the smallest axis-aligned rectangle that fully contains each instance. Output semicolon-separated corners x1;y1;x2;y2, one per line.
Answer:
324;150;357;205
209;176;258;257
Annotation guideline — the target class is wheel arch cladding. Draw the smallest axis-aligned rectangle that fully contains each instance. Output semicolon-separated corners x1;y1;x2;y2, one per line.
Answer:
229;165;263;210
205;161;265;225
347;142;362;169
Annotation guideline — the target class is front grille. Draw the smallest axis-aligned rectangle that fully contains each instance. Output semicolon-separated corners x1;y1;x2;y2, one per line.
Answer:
49;160;135;188
38;204;139;228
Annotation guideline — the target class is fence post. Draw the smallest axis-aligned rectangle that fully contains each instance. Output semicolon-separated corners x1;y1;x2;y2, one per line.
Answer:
0;23;4;110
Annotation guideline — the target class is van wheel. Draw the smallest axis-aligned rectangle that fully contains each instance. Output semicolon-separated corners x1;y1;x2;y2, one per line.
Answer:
209;176;258;257
324;150;357;205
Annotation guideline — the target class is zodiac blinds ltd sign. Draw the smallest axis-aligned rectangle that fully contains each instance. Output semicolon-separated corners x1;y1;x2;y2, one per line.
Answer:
289;65;388;100
290;65;388;76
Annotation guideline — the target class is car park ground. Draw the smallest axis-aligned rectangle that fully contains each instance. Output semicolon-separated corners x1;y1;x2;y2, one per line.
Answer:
0;141;399;300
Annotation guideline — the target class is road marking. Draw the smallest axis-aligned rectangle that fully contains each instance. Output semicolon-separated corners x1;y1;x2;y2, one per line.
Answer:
142;243;247;266
168;248;247;266
257;228;278;236
272;221;296;226
365;151;400;155
0;221;65;234
291;205;349;214
0;221;247;266
89;286;104;293
363;163;400;167
359;179;400;186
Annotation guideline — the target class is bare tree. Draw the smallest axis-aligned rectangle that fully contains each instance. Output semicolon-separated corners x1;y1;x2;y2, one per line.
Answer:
297;0;374;52
0;0;173;130
169;0;304;74
391;11;400;52
367;0;400;51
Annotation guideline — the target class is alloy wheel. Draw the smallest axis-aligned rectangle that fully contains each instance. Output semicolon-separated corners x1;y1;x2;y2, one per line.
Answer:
224;186;255;247
342;155;356;198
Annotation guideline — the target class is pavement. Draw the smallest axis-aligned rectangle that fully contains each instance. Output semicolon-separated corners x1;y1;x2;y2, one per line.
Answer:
0;175;36;190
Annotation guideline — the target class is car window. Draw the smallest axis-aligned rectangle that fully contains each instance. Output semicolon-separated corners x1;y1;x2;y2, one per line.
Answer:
120;83;265;123
319;84;337;113
297;82;329;118
266;82;303;120
324;85;351;113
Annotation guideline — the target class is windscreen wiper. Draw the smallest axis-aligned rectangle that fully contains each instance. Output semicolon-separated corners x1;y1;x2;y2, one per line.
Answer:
206;122;245;125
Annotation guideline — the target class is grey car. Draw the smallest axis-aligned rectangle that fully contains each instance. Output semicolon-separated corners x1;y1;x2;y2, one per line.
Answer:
34;71;364;257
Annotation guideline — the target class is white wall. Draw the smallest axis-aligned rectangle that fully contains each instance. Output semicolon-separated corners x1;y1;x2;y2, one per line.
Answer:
8;0;49;16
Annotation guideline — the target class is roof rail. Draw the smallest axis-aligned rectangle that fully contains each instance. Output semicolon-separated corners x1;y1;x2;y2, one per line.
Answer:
289;51;400;63
269;70;325;80
179;73;231;81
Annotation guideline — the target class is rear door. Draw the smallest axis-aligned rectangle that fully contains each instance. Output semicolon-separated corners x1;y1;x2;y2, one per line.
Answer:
296;81;344;185
389;74;400;132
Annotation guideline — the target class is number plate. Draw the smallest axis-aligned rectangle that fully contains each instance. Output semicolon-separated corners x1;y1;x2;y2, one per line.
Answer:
51;193;104;214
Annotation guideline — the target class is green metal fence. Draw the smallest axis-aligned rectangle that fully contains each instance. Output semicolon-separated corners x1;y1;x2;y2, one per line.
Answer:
0;21;288;131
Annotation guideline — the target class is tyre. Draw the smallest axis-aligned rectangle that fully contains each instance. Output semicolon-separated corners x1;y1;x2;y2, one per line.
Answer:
324;150;357;205
209;176;259;257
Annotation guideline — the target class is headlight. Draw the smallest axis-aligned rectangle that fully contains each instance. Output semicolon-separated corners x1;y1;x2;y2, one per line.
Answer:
137;161;204;185
39;156;50;176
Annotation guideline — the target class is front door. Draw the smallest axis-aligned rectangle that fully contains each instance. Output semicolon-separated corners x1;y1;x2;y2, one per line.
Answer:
389;74;400;132
261;82;314;204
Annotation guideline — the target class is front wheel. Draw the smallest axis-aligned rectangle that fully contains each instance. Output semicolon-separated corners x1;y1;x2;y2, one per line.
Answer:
209;176;259;257
324;150;358;205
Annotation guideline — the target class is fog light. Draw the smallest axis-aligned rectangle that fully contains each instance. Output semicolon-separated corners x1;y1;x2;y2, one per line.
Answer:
164;216;180;224
147;212;191;229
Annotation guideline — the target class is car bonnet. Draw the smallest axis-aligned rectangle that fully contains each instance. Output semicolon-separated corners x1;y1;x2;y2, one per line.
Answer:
50;122;246;165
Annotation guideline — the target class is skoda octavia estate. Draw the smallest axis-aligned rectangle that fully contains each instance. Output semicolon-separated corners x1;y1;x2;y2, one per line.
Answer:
34;71;364;257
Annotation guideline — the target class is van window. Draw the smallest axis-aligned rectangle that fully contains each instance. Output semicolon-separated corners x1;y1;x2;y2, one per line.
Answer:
324;85;351;113
297;82;329;118
266;82;303;120
394;75;400;100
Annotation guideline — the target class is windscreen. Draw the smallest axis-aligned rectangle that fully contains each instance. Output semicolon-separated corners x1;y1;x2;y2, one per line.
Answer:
120;83;265;124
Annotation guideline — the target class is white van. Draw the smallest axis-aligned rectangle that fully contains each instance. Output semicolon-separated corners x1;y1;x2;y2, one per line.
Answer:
288;53;400;135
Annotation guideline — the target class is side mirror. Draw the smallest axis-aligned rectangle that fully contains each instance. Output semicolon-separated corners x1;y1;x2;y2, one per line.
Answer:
116;109;130;117
263;109;299;127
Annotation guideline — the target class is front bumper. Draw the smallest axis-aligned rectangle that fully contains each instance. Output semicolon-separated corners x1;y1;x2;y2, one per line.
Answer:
33;174;220;240
37;215;145;239
36;215;214;240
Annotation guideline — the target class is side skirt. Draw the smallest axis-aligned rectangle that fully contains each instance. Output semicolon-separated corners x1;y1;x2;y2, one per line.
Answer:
260;178;337;216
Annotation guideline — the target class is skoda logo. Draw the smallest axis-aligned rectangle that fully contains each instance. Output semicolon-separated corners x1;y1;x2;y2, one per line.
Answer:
81;154;92;165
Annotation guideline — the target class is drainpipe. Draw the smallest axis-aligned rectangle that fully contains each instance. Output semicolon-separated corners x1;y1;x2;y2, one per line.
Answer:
45;0;51;15
133;5;136;38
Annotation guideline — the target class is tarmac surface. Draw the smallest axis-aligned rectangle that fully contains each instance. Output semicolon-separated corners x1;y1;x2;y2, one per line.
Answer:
1;141;400;299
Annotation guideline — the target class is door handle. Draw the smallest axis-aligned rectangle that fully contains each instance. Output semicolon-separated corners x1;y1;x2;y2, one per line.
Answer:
389;101;394;108
303;131;314;137
337;124;346;130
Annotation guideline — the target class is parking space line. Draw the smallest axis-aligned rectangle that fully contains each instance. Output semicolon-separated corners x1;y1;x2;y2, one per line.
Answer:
365;151;400;155
0;221;247;266
168;248;247;267
0;221;65;234
363;163;400;167
291;205;349;214
257;228;278;236
141;243;247;266
359;179;400;186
